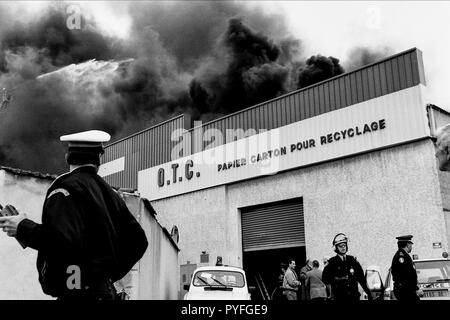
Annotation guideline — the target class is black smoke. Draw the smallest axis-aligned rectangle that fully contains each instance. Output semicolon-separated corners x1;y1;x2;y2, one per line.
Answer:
0;79;105;173
297;55;344;88
0;4;129;173
188;18;296;119
127;2;294;71
0;6;121;76
345;46;392;71
0;2;386;174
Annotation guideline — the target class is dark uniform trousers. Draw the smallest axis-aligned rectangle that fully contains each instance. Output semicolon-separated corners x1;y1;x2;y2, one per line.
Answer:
16;166;148;300
57;279;118;301
391;248;419;302
322;255;370;301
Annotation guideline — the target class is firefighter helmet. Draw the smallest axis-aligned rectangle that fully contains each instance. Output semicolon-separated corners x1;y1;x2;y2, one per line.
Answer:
332;233;348;247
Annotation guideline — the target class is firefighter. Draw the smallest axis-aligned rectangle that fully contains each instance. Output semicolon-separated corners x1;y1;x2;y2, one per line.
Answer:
322;233;372;301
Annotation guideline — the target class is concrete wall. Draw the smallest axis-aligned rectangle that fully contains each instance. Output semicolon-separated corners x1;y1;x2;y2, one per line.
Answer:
0;170;52;300
438;171;450;210
438;169;450;248
138;203;180;300
122;193;180;300
152;186;229;268
445;210;450;254
152;139;448;280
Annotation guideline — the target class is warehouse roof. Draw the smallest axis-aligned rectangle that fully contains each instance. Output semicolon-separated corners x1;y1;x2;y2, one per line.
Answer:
0;166;57;181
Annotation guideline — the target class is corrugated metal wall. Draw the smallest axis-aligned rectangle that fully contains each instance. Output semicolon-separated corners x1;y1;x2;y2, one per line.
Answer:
241;198;305;252
189;48;425;152
103;48;426;189
102;114;190;189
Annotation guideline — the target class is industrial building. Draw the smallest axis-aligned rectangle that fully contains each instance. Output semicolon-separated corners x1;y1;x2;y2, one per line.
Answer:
100;48;450;299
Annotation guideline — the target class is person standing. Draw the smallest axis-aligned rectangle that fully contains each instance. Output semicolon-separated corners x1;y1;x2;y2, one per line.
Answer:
322;233;372;301
278;262;287;287
283;258;300;300
271;262;287;300
391;235;422;301
305;260;327;301
299;259;313;300
0;130;148;300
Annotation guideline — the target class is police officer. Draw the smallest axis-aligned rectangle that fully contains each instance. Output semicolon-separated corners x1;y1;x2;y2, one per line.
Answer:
391;235;422;301
0;130;148;300
322;233;372;301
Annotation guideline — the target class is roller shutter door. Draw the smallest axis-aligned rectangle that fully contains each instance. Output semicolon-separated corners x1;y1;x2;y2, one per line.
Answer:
241;198;304;252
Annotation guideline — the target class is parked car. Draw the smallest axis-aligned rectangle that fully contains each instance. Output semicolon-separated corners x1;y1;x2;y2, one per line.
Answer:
365;254;450;300
183;265;253;300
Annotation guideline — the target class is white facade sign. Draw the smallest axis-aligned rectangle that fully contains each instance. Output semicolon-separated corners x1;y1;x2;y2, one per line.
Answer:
99;156;125;177
138;85;430;201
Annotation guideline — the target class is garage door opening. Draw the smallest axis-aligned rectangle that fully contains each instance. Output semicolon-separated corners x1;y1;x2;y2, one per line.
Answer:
243;246;306;300
240;198;306;300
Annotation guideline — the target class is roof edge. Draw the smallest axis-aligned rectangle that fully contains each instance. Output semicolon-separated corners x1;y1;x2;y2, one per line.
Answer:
0;166;57;180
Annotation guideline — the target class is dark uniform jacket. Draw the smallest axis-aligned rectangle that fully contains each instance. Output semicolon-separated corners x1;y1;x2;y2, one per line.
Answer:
322;254;370;301
16;166;148;297
391;248;418;293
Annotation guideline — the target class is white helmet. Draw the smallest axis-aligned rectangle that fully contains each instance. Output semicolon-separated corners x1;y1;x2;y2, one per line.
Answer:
332;233;348;247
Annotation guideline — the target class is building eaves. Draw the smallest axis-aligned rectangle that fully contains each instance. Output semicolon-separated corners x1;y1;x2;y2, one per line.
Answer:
0;166;57;181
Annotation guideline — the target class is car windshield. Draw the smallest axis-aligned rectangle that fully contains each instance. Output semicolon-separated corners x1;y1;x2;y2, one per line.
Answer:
193;270;245;288
415;260;450;284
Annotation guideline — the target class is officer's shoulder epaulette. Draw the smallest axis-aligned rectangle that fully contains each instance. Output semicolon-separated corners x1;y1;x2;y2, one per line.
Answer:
47;188;71;200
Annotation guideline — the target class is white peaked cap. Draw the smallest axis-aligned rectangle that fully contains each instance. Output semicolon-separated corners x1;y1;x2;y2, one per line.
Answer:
60;130;111;144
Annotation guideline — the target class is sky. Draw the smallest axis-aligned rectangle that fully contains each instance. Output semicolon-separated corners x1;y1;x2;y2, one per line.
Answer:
272;1;450;109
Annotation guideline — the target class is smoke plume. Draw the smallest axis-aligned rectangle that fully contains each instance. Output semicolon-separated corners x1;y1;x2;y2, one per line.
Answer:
344;46;393;72
0;4;128;173
0;2;387;174
0;6;120;75
297;55;344;88
188;18;292;119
